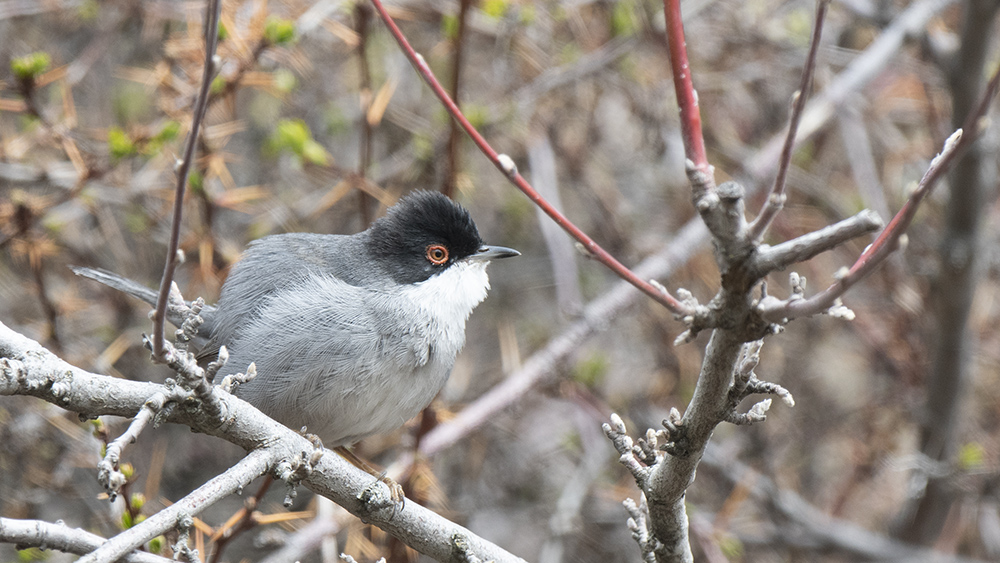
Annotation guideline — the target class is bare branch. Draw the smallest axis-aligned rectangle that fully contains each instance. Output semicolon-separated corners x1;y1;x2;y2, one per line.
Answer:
700;445;989;562
743;0;961;185
0;518;172;563
79;450;272;563
0;322;527;563
151;0;221;359
752;209;883;277
758;129;965;322
663;0;709;182
747;0;831;241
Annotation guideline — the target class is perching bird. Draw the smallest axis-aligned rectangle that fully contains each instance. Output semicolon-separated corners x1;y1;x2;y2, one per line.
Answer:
74;190;518;447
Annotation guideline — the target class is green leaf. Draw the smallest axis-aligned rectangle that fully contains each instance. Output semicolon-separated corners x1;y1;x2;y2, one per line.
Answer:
302;139;330;165
129;492;146;511
11;52;51;81
958;442;986;470
442;14;459;41
108;127;137;160
154;120;181;143
481;0;509;19
188;170;204;195
270;119;329;165
211;75;227;95
264;16;297;45
610;1;637;37
17;547;48;561
572;352;609;387
149;536;164;554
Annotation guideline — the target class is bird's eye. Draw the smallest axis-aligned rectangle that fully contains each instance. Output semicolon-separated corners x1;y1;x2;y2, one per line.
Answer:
425;244;449;265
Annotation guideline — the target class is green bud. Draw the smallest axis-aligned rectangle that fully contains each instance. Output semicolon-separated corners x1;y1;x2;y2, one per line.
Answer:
108;127;137;160
11;52;51;81
264;16;297;45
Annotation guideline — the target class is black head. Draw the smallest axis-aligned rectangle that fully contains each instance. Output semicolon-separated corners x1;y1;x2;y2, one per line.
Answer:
368;191;488;284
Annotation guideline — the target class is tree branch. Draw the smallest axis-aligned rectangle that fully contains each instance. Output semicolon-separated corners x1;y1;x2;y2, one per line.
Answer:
0;518;172;563
0;321;527;563
747;0;830;242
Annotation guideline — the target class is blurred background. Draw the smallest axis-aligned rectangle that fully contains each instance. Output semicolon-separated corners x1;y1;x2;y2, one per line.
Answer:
2;0;999;561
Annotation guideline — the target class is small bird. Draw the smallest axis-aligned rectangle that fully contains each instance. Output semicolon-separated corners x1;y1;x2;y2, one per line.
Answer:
74;190;518;448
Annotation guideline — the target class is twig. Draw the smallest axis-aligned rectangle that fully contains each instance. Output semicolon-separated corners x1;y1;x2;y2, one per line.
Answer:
0;518;172;563
151;0;221;359
207;477;273;563
78;449;273;563
442;0;473;199
747;0;830;241
354;2;374;224
662;0;709;180
758;129;965;322
700;445;988;562
368;0;687;315
751;209;883;277
742;0;960;185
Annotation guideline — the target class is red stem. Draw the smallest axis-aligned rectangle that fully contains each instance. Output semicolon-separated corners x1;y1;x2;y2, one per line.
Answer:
663;0;708;172
369;0;686;314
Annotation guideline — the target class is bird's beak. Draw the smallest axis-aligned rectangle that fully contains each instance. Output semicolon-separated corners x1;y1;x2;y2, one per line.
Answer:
469;245;520;261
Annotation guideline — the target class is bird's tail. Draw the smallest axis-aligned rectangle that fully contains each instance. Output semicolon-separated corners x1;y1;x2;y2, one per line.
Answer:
70;266;217;335
70;266;159;306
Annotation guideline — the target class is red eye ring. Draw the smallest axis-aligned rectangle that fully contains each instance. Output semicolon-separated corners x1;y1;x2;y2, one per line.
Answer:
426;244;449;265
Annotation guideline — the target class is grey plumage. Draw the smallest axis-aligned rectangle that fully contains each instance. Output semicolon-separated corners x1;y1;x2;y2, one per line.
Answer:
73;191;517;447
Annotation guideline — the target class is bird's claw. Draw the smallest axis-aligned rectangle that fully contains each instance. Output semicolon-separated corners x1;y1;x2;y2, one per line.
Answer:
359;474;405;518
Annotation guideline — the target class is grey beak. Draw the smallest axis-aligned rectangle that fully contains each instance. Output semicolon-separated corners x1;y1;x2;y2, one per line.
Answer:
469;245;520;261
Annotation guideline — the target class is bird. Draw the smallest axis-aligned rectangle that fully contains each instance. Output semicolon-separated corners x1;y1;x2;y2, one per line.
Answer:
73;190;519;448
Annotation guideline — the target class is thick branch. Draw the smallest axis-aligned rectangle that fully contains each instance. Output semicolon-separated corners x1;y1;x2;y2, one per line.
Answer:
645;329;745;562
0;519;171;563
752;210;883;277
0;322;527;563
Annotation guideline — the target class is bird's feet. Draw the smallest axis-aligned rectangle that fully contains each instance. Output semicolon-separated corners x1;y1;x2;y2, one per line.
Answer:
336;446;405;514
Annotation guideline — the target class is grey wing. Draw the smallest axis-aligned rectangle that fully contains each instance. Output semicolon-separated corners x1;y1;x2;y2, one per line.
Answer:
198;233;359;361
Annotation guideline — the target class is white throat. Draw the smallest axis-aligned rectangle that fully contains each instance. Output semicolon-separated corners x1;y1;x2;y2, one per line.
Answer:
400;259;492;325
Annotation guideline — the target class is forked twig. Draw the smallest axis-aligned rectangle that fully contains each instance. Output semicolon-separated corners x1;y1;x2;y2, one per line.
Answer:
761;55;1000;322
